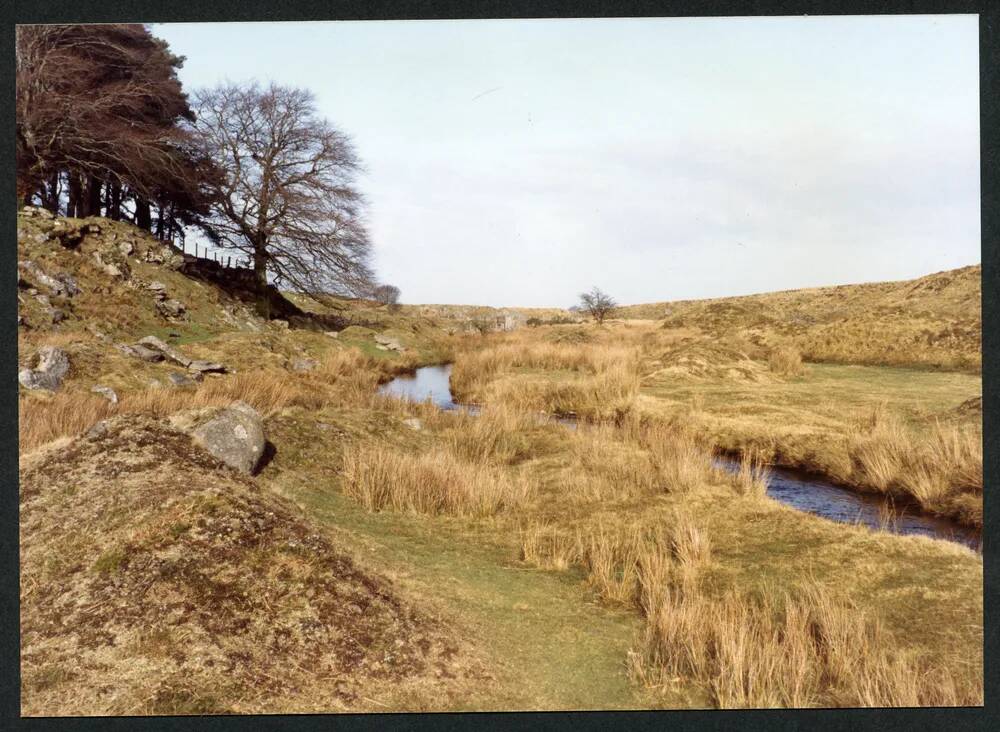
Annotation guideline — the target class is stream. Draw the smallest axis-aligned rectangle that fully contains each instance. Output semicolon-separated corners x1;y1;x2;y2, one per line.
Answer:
378;364;980;550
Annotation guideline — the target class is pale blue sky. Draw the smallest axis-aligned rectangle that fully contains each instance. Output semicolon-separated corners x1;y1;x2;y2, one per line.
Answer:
155;16;980;307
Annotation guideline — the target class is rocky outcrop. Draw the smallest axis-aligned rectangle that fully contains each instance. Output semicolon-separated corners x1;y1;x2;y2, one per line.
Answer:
181;402;267;475
18;259;80;298
137;335;192;367
19;346;70;391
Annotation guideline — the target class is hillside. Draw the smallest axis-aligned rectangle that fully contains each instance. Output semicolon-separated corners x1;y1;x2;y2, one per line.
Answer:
616;266;982;371
16;211;982;713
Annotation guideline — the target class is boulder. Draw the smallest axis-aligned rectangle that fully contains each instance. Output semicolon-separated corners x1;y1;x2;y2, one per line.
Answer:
19;346;70;391
156;299;186;318
374;333;404;351
128;344;165;362
188;402;266;475
103;263;125;279
138;335;191;367
167;372;197;387
90;385;119;404
188;360;227;374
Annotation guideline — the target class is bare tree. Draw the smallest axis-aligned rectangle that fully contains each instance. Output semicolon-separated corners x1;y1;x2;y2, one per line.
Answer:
191;82;373;308
372;284;401;309
578;287;617;324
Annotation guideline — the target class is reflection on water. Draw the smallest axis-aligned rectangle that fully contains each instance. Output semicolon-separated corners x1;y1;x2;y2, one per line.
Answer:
379;365;980;550
378;364;481;415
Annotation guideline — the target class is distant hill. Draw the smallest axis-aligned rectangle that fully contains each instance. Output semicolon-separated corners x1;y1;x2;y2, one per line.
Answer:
617;266;981;372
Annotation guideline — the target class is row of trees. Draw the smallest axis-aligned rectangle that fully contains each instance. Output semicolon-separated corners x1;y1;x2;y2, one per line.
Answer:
16;23;394;308
15;25;215;242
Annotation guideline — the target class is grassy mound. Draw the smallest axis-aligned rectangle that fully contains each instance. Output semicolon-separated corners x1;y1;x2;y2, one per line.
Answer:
644;340;774;383
20;415;475;715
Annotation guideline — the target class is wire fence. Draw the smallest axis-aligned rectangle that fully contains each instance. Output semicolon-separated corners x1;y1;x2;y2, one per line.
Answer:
178;239;252;271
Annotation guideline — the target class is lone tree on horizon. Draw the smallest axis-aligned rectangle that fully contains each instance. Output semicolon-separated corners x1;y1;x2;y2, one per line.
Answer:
191;82;373;312
372;284;401;309
578;286;617;324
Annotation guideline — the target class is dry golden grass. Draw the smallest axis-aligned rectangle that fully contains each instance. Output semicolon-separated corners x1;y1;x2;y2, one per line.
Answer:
643;425;712;493
18;348;393;455
123;370;327;416
18;392;116;453
518;523;583;571
570;427;657;497
618;264;981;372
730;447;771;498
443;405;542;464
478;367;639;421
450;337;641;421
768;345;805;376
847;404;982;522
629;577;980;708
342;443;532;517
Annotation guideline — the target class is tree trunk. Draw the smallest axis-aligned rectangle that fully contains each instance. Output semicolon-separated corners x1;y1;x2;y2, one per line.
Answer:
44;170;60;213
108;182;122;220
135;197;152;230
84;175;103;217
253;244;271;318
67;174;82;218
155;205;164;240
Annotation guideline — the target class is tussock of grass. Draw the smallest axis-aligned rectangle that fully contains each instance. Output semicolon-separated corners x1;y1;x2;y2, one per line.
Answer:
768;345;805;376
849;404;982;522
570;428;656;496
643;425;712;493
444;406;542;465
342;443;532;517
730;447;771;498
629;578;980;708
518;523;582;571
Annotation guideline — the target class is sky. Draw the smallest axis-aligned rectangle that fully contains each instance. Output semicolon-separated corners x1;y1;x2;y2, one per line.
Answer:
155;16;980;308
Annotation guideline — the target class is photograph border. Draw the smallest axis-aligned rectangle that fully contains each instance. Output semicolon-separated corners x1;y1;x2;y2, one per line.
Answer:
2;1;994;730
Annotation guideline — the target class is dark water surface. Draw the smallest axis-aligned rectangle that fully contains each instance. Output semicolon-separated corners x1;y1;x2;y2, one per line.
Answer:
379;365;980;550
